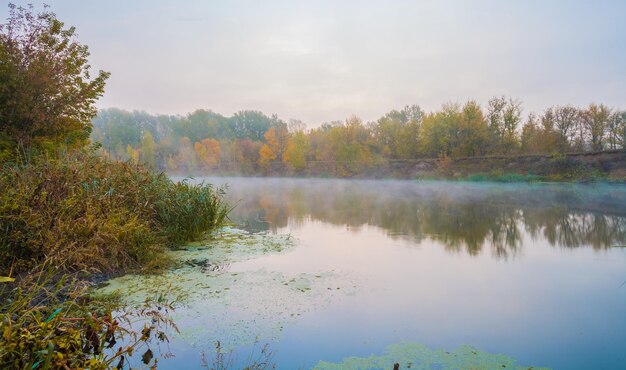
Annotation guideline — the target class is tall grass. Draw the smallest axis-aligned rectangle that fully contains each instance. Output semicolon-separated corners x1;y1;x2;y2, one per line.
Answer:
0;151;230;275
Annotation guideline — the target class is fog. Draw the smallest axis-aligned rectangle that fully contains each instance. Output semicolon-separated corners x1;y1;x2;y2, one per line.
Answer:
3;0;625;124
183;177;626;258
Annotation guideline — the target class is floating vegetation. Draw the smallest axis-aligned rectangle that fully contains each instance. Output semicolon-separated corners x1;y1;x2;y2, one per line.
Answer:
313;342;550;370
95;227;359;350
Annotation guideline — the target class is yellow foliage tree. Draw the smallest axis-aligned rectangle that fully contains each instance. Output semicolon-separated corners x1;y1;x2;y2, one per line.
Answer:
194;138;221;168
284;131;309;172
263;126;289;161
258;143;276;169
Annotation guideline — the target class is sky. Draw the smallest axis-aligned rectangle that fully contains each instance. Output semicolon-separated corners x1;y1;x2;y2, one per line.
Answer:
2;0;625;125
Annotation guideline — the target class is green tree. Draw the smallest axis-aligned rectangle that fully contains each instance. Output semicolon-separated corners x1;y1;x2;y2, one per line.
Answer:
0;4;109;151
520;113;542;154
487;96;522;154
606;111;625;149
230;110;274;141
581;103;610;151
140;131;156;168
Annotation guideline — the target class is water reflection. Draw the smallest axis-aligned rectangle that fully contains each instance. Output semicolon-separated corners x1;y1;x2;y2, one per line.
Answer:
200;178;626;258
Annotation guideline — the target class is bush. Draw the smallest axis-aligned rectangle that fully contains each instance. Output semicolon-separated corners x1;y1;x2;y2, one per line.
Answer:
0;151;229;275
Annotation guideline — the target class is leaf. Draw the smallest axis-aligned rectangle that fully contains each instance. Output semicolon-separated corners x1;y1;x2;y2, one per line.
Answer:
0;276;15;283
141;348;154;364
44;308;62;323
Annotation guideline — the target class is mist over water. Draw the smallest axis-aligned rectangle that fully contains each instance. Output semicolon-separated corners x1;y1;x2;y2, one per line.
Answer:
194;177;626;255
167;178;626;369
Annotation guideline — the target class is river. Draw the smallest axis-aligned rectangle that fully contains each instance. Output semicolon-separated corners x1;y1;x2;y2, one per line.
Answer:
102;178;626;369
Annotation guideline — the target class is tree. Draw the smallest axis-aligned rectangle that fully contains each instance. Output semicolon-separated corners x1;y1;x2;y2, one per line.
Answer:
284;131;309;172
452;101;489;157
487;96;522;153
487;96;507;151
420;103;461;157
194;138;221;169
607;111;625;149
539;108;559;153
0;4;109;150
258;144;276;169
552;105;579;152
288;119;306;134
502;98;522;152
140;131;156;168
177;136;197;172
125;144;138;164
230;110;273;141
374;105;424;159
263;125;289;161
581;103;610;151
520;113;542;154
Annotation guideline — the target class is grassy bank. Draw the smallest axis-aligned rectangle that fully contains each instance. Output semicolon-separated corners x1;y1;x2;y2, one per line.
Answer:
0;151;230;369
0;152;229;275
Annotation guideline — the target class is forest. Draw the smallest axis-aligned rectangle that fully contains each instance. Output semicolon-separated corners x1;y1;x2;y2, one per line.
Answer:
92;101;626;176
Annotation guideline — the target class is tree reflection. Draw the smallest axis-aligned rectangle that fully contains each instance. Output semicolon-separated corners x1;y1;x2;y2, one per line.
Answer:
220;179;626;258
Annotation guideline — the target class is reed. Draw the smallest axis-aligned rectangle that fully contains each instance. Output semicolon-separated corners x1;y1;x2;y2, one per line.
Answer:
0;151;230;275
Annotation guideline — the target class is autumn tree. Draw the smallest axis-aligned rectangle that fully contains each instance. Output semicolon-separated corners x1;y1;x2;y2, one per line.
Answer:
284;131;309;172
263;124;290;161
194;138;221;168
420;103;462;157
0;4;109;151
451;101;490;157
258;143;276;170
374;105;423;159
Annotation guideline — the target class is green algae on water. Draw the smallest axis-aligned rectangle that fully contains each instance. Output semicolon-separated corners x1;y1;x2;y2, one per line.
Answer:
313;342;550;370
95;227;359;350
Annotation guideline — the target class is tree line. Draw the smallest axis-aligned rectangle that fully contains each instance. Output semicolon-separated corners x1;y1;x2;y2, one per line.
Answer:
92;99;625;176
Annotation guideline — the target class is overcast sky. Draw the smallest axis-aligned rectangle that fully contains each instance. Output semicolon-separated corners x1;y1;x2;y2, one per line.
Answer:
2;0;625;124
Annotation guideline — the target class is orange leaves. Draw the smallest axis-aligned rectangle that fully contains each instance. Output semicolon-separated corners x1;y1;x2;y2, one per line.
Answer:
194;138;221;168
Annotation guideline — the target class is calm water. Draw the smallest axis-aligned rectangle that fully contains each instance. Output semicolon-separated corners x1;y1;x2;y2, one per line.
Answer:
164;178;626;369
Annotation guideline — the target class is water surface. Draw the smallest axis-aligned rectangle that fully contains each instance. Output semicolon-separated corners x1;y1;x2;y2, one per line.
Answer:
118;178;626;369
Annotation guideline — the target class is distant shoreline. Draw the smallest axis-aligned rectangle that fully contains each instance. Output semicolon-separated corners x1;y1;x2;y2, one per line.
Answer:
166;149;626;183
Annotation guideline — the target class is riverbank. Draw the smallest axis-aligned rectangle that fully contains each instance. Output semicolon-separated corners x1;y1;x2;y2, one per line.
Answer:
0;151;231;369
168;150;626;182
